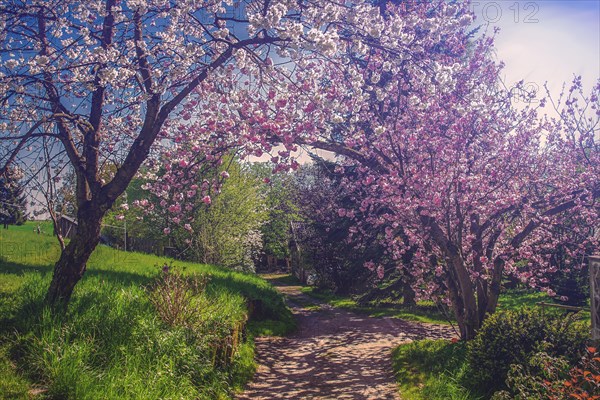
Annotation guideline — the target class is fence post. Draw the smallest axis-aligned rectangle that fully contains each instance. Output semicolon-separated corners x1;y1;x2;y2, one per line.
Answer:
590;255;600;341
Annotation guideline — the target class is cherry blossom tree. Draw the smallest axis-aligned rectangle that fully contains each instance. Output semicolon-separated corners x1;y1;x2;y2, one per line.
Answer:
313;62;599;339
169;0;599;339
305;55;599;338
0;0;378;305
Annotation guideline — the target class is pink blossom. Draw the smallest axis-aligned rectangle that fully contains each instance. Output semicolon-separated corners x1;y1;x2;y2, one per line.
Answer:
202;195;212;205
168;203;181;214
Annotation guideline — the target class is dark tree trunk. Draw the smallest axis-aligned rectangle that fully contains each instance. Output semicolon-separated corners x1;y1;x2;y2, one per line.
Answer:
46;205;104;306
403;281;416;307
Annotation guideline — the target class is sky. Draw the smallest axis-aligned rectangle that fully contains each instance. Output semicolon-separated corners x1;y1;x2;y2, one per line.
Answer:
472;0;599;99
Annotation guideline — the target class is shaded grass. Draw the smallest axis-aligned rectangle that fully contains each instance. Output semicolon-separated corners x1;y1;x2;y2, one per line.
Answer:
299;285;453;325
295;278;583;327
0;222;294;399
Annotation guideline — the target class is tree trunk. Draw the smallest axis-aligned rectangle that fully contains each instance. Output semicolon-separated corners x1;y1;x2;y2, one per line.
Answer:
46;205;103;306
403;281;416;307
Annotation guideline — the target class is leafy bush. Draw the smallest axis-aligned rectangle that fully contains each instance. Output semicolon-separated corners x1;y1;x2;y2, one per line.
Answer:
552;346;600;399
492;351;571;399
467;308;588;395
492;347;600;400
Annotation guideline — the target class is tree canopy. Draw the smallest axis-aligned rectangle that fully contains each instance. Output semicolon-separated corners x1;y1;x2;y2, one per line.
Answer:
0;0;597;340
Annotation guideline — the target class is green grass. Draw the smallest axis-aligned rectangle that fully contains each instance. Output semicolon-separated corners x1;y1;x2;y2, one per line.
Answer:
498;288;590;320
393;339;480;400
299;286;454;325
0;222;294;399
296;279;585;328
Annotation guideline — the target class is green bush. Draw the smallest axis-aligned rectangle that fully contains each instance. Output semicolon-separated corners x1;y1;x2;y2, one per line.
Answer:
467;308;588;395
493;347;600;400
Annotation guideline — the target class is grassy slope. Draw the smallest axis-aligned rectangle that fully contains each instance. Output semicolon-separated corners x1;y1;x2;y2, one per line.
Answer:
393;340;475;400
0;222;293;399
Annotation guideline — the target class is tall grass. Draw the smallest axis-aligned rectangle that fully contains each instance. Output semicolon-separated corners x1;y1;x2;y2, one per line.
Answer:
0;222;294;399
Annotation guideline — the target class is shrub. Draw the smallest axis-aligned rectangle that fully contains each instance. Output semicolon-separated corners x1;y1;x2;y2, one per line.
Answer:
467;308;588;395
147;268;249;368
492;352;571;399
492;347;600;400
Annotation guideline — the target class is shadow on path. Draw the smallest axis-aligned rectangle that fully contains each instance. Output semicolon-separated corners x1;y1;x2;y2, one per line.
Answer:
238;278;456;399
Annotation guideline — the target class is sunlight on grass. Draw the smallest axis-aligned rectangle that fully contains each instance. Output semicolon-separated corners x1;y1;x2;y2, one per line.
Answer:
0;222;294;399
393;340;480;400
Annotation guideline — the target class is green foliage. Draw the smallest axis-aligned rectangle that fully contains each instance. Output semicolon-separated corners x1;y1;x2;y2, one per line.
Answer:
0;168;27;227
494;347;600;400
393;339;479;400
492;351;571;399
251;165;300;260
0;222;294;399
186;160;267;271
467;308;589;395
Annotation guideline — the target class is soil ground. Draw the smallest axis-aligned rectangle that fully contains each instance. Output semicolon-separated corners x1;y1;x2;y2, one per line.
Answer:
238;276;456;399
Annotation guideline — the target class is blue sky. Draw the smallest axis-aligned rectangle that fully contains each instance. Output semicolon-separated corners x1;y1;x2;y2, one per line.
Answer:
471;0;599;99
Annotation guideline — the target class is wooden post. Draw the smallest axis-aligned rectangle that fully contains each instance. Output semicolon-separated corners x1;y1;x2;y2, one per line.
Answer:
590;255;600;341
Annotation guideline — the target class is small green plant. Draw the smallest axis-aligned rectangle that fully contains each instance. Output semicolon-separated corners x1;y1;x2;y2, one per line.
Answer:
467;308;588;395
554;346;600;399
492;351;571;399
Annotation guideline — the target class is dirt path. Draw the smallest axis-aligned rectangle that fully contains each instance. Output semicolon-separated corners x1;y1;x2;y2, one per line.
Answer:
238;279;456;399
